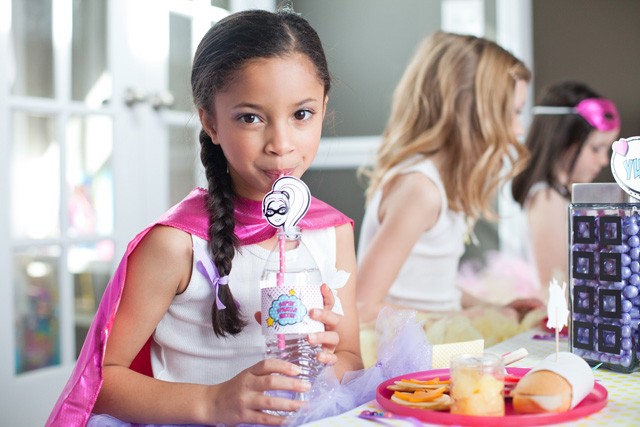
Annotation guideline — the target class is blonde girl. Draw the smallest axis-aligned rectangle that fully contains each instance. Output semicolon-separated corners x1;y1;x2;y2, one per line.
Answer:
357;31;538;325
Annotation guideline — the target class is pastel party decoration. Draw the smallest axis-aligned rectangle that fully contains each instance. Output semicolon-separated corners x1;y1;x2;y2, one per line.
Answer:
612;138;628;156
611;136;640;199
547;279;570;358
547;279;569;330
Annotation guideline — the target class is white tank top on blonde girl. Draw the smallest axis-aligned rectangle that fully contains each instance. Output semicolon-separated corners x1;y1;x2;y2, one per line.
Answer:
151;227;336;385
357;156;466;312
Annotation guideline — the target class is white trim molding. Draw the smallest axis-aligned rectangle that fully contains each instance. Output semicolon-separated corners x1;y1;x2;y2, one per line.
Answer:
496;0;533;258
311;135;380;170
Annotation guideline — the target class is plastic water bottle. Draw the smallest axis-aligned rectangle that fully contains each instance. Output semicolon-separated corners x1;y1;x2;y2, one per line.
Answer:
260;227;325;411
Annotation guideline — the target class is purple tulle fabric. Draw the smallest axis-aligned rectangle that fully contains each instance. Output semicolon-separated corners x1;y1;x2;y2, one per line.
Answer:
284;307;432;426
88;413;276;427
87;414;204;427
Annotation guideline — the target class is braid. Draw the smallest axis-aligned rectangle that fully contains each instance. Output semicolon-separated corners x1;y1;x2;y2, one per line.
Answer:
200;130;247;336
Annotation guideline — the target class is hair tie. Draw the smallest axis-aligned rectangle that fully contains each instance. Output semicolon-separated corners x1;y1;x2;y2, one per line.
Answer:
193;242;228;310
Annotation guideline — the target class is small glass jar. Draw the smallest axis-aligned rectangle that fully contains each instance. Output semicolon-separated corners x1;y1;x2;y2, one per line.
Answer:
449;353;505;416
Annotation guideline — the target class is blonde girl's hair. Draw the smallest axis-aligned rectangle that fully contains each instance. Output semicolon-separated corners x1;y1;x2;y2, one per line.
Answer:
361;31;531;220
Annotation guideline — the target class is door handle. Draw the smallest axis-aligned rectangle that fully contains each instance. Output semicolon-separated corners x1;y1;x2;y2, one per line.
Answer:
149;91;175;110
123;88;148;107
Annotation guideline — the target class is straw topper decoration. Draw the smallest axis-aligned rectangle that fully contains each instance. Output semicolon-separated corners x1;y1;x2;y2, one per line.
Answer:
262;176;311;232
547;279;569;330
547;279;569;358
611;136;640;199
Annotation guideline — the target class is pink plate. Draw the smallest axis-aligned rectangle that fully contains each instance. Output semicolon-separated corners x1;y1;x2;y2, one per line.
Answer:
376;367;607;426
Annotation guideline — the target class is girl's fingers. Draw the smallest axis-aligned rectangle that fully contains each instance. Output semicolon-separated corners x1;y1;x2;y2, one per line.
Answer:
308;330;339;349
259;393;306;414
320;283;334;310
241;393;305;426
221;358;312;426
310;307;341;329
317;350;338;365
258;372;311;394
251;358;302;378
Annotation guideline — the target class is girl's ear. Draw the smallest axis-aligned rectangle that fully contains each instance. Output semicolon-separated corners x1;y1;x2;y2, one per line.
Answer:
322;95;329;119
198;108;219;144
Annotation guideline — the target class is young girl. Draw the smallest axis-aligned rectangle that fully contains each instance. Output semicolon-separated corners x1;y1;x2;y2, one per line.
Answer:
47;9;362;427
357;31;539;327
511;81;620;289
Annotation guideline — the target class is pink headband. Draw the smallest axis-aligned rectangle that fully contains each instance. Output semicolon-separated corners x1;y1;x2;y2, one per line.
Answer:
531;98;620;131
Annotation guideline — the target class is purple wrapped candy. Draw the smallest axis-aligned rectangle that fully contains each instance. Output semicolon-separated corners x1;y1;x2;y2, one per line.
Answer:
623;285;639;299
624;222;639;236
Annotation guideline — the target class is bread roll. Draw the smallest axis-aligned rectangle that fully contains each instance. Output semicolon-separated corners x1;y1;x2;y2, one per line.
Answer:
512;352;594;414
512;370;572;413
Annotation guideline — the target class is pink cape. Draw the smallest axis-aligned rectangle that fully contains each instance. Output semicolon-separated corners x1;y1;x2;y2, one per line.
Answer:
46;187;352;427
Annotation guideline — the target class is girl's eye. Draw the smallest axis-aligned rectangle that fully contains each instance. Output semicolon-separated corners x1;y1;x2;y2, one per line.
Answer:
590;143;609;155
294;109;312;121
239;114;260;124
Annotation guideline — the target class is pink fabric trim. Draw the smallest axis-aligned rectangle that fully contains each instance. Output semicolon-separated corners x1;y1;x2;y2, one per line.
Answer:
46;187;351;426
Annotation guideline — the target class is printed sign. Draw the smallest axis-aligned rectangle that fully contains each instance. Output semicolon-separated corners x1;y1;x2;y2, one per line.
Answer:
611;136;640;199
261;284;324;335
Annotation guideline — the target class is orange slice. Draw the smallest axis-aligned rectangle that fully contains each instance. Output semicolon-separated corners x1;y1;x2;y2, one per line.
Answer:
393;386;448;402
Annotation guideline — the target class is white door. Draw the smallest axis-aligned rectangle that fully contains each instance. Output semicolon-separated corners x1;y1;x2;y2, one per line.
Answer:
0;1;230;425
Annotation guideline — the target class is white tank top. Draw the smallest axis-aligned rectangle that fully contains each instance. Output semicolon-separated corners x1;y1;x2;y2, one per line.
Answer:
358;156;466;311
151;227;337;384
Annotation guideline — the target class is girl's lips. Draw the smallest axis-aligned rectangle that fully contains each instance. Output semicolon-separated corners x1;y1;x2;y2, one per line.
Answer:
264;169;295;180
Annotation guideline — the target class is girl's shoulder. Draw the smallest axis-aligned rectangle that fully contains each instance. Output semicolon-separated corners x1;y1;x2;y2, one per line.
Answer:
130;225;194;295
385;156;441;185
382;156;443;198
379;166;443;232
527;187;568;223
527;184;566;208
136;225;193;264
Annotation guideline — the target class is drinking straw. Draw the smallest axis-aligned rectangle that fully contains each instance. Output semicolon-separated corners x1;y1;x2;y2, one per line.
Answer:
277;228;286;350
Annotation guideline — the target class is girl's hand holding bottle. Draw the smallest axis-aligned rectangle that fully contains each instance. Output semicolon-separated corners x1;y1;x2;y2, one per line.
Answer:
232;282;340;424
205;358;309;426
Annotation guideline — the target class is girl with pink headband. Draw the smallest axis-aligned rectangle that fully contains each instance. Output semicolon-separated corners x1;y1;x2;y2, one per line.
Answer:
512;81;621;291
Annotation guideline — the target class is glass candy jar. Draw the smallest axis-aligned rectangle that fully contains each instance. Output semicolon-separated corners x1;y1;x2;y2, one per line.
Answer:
569;183;640;372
